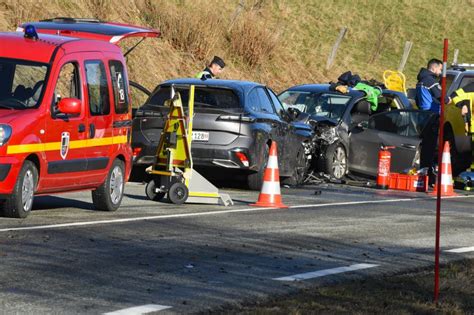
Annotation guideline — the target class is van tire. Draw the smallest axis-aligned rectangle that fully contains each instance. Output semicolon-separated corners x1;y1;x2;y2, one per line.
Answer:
92;159;125;211
2;161;37;218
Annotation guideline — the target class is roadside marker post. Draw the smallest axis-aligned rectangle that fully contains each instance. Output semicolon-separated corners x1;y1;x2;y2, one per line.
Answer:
434;38;448;304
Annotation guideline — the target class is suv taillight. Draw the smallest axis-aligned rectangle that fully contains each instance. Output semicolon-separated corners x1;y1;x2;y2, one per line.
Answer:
235;152;249;167
132;147;142;158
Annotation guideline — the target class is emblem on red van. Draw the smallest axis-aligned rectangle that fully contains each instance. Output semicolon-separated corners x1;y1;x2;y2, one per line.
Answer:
61;132;70;160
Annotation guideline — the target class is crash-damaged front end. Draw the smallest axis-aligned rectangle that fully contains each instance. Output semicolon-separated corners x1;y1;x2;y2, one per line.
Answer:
306;118;343;170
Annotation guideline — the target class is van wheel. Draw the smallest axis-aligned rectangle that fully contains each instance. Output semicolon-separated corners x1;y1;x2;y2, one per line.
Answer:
145;180;166;201
247;144;269;191
92;159;125;211
2;161;37;218
282;144;308;186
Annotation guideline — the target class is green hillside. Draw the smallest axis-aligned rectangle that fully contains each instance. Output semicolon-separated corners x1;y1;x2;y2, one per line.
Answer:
1;0;473;101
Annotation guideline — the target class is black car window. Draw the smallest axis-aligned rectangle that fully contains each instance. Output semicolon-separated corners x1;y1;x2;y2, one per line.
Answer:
268;88;290;120
459;76;474;89
147;86;240;110
369;110;434;137
248;87;275;114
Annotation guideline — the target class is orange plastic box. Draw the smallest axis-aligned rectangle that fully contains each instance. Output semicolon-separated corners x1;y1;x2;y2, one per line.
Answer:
388;173;428;192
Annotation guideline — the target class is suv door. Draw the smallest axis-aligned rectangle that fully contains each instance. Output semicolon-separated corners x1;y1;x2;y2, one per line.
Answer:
42;58;86;191
248;87;287;173
267;88;299;169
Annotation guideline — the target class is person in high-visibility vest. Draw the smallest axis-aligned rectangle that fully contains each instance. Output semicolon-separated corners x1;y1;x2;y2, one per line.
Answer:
196;56;225;80
451;82;474;133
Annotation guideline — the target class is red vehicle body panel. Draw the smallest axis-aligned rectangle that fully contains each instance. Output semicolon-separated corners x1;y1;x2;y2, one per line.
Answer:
0;30;133;197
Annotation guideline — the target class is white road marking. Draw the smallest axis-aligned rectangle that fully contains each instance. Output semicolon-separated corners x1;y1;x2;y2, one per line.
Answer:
0;194;472;233
445;246;474;253
273;263;379;281
103;304;171;315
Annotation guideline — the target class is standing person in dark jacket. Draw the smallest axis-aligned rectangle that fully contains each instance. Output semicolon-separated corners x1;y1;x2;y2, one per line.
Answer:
195;56;225;80
416;58;451;112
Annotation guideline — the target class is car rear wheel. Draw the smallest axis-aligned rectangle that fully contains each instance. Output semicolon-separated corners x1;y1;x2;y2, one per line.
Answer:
324;143;347;180
92;159;125;211
2;160;37;218
247;144;269;191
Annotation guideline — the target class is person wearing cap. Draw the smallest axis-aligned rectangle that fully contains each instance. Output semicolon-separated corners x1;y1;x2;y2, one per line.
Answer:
196;56;225;80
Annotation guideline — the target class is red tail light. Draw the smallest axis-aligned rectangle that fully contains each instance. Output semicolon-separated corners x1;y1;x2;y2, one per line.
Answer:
132;147;142;157
235;152;249;167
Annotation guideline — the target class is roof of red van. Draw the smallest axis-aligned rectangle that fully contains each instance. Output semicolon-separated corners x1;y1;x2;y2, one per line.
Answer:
0;32;76;63
0;31;121;64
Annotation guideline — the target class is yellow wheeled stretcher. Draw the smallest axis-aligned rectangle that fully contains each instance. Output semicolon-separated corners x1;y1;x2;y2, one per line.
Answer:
145;85;233;206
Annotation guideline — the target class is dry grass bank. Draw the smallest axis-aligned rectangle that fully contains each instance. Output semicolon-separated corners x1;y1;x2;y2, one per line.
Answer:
1;0;473;99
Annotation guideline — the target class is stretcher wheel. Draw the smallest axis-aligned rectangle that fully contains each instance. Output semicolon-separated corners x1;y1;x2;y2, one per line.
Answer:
168;182;188;205
146;180;166;202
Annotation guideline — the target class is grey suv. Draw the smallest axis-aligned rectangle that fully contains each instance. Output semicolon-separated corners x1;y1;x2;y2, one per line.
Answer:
131;79;313;190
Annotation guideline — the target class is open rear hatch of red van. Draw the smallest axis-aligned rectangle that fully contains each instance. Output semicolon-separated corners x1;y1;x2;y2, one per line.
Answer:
18;17;160;45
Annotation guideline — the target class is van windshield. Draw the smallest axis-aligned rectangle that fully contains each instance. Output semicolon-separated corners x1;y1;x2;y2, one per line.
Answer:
0;58;48;109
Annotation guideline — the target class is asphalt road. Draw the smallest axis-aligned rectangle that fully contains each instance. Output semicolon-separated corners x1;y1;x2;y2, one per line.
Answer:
0;181;473;314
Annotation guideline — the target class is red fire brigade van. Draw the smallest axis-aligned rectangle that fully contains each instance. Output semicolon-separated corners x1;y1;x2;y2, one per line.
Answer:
0;18;159;218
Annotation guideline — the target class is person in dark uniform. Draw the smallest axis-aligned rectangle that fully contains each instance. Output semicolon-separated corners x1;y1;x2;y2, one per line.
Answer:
196;56;225;80
415;58;451;112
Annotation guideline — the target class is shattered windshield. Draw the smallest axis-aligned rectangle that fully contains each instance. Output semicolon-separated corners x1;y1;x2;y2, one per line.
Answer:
279;91;352;121
0;58;48;109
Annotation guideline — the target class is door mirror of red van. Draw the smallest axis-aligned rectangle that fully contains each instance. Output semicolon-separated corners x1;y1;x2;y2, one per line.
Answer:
57;98;81;116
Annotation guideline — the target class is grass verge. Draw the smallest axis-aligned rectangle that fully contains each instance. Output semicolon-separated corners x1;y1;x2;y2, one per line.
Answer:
211;259;474;314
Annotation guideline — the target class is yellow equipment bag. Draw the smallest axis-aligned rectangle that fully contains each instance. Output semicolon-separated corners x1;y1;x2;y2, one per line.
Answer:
383;70;407;95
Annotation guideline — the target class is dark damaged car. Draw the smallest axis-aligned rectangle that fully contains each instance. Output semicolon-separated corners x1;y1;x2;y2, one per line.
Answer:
279;84;438;179
131;79;313;190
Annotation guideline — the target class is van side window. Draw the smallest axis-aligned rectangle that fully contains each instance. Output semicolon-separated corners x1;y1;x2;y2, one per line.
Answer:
52;62;81;117
85;60;110;116
109;60;129;114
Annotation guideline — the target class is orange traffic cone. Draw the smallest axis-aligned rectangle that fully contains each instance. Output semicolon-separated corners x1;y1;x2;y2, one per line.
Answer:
431;141;457;196
250;141;288;208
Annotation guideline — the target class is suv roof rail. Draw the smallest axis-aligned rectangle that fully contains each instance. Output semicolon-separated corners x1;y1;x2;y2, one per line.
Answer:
40;17;102;24
450;63;474;71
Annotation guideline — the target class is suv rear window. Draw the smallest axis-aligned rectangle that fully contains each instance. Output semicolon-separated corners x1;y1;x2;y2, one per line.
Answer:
147;86;241;110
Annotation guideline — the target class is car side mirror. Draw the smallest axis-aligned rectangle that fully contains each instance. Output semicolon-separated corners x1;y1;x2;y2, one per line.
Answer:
58;98;81;116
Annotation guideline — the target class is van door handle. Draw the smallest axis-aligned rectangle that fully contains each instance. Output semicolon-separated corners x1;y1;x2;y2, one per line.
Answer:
89;124;96;138
401;143;416;149
78;124;85;133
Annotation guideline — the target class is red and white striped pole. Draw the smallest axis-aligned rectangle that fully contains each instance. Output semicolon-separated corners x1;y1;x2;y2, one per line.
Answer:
434;38;448;304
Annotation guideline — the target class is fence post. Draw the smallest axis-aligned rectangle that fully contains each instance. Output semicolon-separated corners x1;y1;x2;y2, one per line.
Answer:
398;41;413;72
452;49;459;65
326;27;347;70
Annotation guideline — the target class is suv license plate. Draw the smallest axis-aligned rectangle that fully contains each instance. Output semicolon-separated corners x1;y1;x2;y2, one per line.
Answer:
192;131;209;142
